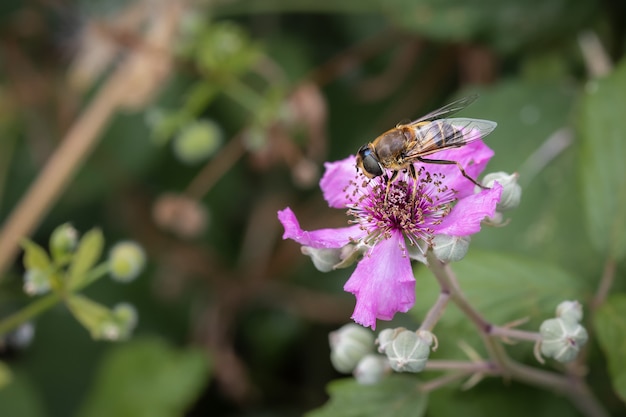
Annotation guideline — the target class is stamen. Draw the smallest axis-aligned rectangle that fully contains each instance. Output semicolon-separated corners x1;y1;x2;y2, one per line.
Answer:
346;168;456;248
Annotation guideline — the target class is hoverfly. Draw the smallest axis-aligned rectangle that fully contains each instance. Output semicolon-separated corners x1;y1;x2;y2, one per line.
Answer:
355;94;497;189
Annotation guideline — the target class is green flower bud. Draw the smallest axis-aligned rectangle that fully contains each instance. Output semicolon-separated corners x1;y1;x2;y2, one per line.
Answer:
539;318;588;363
98;303;138;341
354;354;388;385
329;324;375;373
108;241;146;283
375;327;407;353
172;119;223;165
432;235;470;262
385;330;433;373
556;300;583;323
49;223;78;261
23;268;51;296
480;172;521;211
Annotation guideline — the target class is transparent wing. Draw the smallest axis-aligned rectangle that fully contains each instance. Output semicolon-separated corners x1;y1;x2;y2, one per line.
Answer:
404;117;497;158
411;94;479;124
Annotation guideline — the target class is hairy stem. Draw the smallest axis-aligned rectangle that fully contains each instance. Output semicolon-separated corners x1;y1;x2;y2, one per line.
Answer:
424;250;609;417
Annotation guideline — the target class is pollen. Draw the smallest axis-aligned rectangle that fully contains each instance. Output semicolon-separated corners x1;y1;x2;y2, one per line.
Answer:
346;168;455;247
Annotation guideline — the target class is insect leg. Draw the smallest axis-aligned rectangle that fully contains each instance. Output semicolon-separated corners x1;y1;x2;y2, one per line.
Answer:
384;170;399;206
417;157;487;189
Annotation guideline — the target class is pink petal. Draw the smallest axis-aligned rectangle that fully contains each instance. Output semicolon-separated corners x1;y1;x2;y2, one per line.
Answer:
344;231;415;329
320;156;360;209
278;207;365;248
434;182;503;236
418;139;494;198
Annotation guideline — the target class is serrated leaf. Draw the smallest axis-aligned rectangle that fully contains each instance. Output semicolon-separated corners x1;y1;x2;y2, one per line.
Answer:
306;375;427;417
593;294;626;403
20;240;51;272
579;60;626;260
68;228;104;288
76;338;211;417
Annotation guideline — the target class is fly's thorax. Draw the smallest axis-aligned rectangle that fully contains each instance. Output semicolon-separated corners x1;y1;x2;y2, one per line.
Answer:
372;127;411;166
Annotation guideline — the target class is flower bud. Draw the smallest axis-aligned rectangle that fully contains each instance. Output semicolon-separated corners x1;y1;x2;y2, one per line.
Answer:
432;235;470;262
555;300;583;323
384;330;433;373
172;119;223;165
375;328;398;353
539;318;588;363
49;223;78;261
354;354;388;385
23;269;51;296
108;241;146;283
480;172;521;211
329;324;375;373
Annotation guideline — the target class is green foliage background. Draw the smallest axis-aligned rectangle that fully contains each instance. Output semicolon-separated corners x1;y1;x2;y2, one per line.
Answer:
0;0;625;416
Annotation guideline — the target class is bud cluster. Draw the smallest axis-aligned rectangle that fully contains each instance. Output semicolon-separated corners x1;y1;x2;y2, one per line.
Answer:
328;324;436;385
538;300;588;363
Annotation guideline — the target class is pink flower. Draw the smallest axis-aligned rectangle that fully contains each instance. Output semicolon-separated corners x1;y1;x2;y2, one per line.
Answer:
278;140;502;329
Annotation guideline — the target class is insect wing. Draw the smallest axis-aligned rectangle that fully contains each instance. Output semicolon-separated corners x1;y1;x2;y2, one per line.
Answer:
412;94;479;124
404;117;497;158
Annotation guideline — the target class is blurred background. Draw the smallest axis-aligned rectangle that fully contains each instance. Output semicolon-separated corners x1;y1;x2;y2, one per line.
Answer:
0;0;624;416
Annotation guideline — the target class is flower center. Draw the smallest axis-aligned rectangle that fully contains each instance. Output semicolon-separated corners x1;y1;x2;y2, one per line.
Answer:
346;166;455;247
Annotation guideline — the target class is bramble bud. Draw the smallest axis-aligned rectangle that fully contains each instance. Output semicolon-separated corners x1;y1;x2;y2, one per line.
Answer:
384;330;433;373
49;223;78;261
480;172;521;211
354;354;388;385
432;235;470;262
555;300;583;323
375;328;398;353
172;119;223;165
539;318;588;363
329;324;375;373
23;269;51;296
108;241;146;283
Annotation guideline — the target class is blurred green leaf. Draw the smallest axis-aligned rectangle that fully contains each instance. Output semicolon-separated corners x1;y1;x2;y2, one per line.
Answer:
412;251;586;358
578;60;626;260
384;0;596;52
429;381;577;417
20;240;51;272
68;229;104;289
306;375;427;417
76;338;211;417
0;360;11;389
593;294;626;403
0;371;46;417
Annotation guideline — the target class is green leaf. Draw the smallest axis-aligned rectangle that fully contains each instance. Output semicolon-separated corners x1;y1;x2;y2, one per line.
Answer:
593;294;626;403
412;251;587;358
68;228;104;289
20;239;51;272
578;60;626;260
306;375;427;417
76;338;211;417
0;371;47;417
66;294;112;340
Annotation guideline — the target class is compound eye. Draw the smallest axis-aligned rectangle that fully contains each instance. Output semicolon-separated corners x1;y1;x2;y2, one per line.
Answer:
359;149;383;178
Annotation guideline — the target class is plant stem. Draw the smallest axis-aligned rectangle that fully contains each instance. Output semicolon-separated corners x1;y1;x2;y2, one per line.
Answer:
0;262;110;337
591;255;615;310
419;290;450;332
424;250;609;417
